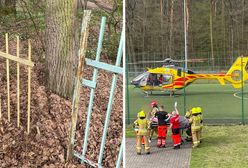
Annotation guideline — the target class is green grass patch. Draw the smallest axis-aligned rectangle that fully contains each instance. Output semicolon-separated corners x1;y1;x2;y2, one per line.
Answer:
126;84;248;124
190;125;248;168
126;125;136;138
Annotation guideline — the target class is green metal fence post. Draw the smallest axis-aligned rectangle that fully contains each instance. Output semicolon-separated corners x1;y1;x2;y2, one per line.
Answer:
183;62;186;115
126;55;130;125
241;56;244;125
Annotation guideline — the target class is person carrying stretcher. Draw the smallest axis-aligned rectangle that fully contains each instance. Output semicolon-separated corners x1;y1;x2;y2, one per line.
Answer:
155;105;170;148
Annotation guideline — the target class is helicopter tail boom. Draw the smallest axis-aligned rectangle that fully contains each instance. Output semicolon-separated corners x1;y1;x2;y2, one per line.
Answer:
224;56;248;88
186;57;248;88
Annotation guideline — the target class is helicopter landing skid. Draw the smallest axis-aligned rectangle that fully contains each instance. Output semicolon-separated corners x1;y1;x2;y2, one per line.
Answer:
163;90;175;97
143;90;180;97
144;91;152;97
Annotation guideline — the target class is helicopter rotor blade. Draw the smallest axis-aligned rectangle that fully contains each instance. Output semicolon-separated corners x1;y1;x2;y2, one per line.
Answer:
128;58;208;65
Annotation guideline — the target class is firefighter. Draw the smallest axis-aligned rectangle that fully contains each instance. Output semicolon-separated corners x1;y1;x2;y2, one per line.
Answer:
189;107;201;148
155;105;170;148
134;110;150;155
150;100;159;118
185;110;192;141
196;107;203;142
134;112;145;145
149;100;159;141
170;108;181;149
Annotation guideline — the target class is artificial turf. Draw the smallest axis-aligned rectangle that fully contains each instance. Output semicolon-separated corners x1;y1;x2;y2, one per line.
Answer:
126;83;248;124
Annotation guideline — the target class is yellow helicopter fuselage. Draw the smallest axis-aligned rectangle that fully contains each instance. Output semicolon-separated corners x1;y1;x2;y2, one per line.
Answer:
132;57;248;92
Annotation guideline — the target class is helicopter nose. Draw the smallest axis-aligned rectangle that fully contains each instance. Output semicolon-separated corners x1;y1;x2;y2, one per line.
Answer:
131;80;140;87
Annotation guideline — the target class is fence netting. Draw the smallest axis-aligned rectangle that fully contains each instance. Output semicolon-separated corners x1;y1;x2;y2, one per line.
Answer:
126;54;248;125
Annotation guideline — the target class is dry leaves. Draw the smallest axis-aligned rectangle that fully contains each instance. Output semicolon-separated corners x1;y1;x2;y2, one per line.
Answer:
0;39;123;167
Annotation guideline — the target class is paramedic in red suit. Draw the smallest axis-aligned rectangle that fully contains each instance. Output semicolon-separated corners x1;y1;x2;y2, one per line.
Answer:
155;105;170;148
170;108;181;149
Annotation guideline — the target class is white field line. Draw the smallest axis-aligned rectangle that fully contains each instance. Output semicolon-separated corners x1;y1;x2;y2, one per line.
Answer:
233;92;248;100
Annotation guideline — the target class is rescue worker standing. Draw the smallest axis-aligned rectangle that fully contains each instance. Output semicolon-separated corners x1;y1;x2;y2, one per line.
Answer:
196;107;203;142
150;100;159;118
189;107;201;148
149;100;159;141
170;108;181;149
134;110;150;155
185;110;192;141
155;105;170;148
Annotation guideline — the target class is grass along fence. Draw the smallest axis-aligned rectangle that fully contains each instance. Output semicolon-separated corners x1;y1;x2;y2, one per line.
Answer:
0;33;34;134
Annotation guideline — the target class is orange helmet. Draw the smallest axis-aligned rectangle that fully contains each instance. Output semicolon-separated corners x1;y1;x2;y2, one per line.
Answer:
151;100;157;107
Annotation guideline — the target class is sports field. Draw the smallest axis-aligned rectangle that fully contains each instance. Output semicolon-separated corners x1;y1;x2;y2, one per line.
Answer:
126;83;248;124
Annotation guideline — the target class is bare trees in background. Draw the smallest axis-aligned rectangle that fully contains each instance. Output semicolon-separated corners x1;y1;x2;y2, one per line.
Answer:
127;0;248;69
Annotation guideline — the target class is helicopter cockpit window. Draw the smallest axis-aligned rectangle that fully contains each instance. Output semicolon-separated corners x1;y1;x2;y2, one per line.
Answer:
147;73;161;86
147;74;173;86
131;72;149;87
187;69;195;74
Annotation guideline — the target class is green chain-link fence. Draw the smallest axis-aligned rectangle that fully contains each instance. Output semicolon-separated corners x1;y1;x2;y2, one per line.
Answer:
126;53;248;125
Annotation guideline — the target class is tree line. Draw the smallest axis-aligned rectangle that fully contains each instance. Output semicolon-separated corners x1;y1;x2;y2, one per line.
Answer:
127;0;248;69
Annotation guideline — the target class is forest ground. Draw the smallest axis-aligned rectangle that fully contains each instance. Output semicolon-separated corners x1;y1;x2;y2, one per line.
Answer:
0;32;123;167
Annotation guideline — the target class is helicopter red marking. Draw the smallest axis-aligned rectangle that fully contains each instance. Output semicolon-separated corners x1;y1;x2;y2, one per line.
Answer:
174;77;189;82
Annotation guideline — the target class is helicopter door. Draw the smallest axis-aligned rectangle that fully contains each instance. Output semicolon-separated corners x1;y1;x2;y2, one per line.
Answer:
162;75;173;84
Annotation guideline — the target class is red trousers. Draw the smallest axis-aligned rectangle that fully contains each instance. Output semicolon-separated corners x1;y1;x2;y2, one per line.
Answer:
157;125;167;147
158;125;167;138
172;133;181;146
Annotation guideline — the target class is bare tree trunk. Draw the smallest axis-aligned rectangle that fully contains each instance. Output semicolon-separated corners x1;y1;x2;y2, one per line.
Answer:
45;0;78;98
160;0;164;58
142;1;146;62
169;0;174;57
210;0;215;68
221;0;226;66
241;0;245;54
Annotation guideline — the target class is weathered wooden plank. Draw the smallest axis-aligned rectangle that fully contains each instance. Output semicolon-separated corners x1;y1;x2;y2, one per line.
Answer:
0;51;34;67
67;10;91;161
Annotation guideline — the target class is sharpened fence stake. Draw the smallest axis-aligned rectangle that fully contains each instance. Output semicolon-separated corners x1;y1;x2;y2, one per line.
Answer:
17;36;20;127
5;33;10;122
27;39;31;134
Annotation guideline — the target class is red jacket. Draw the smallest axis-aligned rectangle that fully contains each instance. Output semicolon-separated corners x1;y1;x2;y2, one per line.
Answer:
170;114;180;129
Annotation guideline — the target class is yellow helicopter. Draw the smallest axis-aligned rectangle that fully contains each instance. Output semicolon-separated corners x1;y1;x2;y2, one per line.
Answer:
131;57;248;95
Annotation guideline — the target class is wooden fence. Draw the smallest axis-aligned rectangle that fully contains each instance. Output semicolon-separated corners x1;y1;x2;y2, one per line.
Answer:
0;33;34;134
